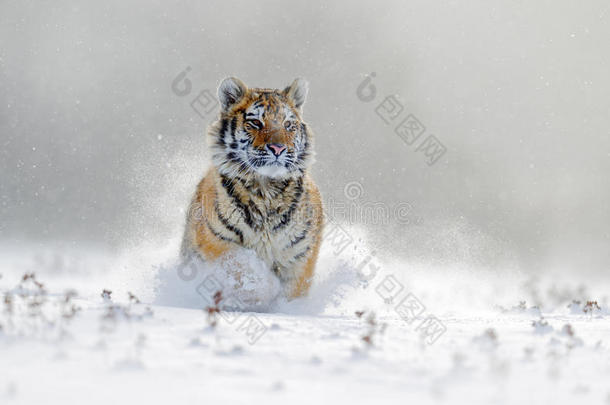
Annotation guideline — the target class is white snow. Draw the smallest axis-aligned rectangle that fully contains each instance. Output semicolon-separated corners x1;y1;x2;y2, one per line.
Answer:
1;234;610;405
155;247;282;312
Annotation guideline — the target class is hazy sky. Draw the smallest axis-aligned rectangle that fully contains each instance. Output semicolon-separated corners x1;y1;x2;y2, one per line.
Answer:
1;0;609;275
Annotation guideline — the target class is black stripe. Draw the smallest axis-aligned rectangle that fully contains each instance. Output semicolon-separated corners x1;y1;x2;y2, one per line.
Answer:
240;177;263;199
230;117;237;142
247;200;263;227
216;119;229;147
276;178;292;194
226;151;242;164
220;175;255;229
296;126;309;162
293;246;310;261
288;225;309;248
265;178;292;197
214;200;244;244
205;218;238;244
237;176;254;193
273;177;304;232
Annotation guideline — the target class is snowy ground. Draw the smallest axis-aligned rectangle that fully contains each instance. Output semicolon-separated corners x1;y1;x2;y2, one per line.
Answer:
1;237;609;405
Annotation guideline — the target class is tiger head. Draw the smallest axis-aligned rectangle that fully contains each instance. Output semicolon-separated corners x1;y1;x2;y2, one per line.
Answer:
209;77;314;179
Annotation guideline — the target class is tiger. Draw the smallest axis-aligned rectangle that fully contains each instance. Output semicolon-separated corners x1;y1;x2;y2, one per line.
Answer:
180;77;323;299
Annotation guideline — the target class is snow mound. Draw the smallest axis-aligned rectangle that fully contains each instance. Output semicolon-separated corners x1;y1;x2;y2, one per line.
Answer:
154;247;281;312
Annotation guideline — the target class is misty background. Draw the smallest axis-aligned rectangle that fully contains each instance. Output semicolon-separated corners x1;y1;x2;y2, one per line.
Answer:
1;0;609;278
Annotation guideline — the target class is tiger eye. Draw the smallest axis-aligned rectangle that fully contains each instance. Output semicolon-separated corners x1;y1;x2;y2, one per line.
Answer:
247;119;263;130
284;121;296;131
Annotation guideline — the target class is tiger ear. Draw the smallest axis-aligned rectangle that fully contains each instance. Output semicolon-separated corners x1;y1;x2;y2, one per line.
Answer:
218;77;248;111
283;78;309;110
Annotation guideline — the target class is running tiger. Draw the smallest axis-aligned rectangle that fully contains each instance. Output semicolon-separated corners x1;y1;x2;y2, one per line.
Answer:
181;77;323;299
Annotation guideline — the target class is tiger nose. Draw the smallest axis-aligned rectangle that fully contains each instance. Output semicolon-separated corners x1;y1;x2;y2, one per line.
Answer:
267;143;286;156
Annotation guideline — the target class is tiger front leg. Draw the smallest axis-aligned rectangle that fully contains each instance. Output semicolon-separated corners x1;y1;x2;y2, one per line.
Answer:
276;244;320;300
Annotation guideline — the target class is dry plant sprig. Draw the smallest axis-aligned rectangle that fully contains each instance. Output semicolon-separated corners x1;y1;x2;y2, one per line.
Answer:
356;310;387;347
2;274;77;337
584;301;601;315
205;291;223;328
3;294;13;315
101;289;112;302
562;323;575;337
17;273;48;321
484;328;498;341
21;273;45;292
60;290;80;320
128;292;141;304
